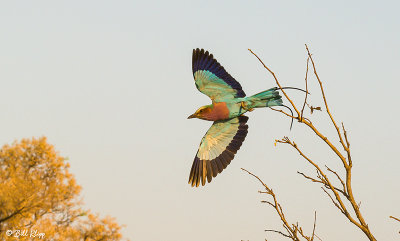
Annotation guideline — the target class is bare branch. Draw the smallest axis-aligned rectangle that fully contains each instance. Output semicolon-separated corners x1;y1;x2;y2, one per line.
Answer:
276;136;370;232
304;45;375;239
242;168;320;241
314;234;323;241
390;216;400;234
297;171;322;184
248;49;301;117
305;44;348;157
322;188;344;214
265;229;292;239
300;57;310;120
311;211;317;241
301;118;348;168
390;216;400;222
241;168;272;193
270;107;297;119
341;123;352;167
297;170;347;197
325;166;347;197
261;200;276;208
248;45;378;241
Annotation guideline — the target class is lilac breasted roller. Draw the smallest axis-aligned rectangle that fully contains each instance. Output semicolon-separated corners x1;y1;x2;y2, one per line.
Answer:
187;48;287;187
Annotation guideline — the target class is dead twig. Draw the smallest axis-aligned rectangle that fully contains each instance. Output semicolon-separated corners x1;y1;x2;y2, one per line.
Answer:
305;45;348;157
300;57;310;121
306;103;322;114
311;211;317;241
265;229;292;239
269;107;297;119
390;216;400;222
325;166;347;197
242;168;318;241
248;49;301;116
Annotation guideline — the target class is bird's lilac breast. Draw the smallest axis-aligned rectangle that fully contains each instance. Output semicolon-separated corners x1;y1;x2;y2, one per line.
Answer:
205;102;230;121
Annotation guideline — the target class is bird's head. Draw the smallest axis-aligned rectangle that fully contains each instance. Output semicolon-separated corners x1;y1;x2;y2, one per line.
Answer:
188;105;212;120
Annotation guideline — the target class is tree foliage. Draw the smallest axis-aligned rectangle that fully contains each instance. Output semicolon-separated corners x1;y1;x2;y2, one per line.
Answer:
0;137;124;240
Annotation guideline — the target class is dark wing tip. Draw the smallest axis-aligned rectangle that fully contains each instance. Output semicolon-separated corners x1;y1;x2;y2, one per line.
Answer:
238;115;249;123
188;156;205;187
188;117;249;187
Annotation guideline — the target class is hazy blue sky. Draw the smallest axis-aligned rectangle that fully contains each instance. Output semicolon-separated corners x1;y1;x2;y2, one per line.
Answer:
1;1;399;240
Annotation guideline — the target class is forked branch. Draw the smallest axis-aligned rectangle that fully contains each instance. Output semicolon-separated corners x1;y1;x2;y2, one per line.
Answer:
242;168;318;241
247;46;377;240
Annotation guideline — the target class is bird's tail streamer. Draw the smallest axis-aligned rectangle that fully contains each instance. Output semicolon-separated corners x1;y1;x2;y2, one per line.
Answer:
278;105;294;130
272;86;308;130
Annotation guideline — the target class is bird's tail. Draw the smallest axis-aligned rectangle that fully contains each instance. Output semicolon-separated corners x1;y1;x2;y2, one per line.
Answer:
246;88;283;108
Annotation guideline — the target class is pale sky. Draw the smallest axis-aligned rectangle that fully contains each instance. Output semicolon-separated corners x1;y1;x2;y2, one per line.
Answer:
1;1;399;240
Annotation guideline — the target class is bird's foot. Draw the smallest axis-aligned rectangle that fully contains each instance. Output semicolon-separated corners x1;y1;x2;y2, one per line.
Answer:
241;101;253;112
241;101;247;109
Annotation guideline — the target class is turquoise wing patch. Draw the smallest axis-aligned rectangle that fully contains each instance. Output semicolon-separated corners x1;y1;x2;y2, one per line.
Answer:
192;48;246;101
188;116;249;187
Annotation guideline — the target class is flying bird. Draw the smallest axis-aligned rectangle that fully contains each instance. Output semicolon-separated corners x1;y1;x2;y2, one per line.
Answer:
188;48;294;187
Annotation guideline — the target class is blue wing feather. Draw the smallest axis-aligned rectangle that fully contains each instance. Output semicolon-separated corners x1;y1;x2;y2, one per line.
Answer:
192;48;246;100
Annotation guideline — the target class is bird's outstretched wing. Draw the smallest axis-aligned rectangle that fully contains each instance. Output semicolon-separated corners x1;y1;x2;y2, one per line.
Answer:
192;48;246;102
188;116;249;187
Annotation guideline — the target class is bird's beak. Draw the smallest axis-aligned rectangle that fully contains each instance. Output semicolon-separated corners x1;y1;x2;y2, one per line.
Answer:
187;114;196;119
